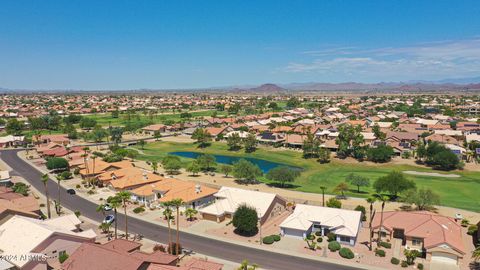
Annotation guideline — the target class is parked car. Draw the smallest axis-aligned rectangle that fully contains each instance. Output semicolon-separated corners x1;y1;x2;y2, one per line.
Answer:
103;215;115;224
104;204;113;211
66;189;76;195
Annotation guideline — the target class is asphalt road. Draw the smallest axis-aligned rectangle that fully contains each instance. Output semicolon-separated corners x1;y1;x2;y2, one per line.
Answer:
1;149;363;270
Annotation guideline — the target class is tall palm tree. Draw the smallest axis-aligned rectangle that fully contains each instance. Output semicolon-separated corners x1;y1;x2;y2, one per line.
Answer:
169;198;184;255
91;154;97;186
162;201;174;254
366;196;376;251
107;196;122;239
55;175;64;215
41;174;51;219
117;191;131;240
376;195;389;244
319;186;327;207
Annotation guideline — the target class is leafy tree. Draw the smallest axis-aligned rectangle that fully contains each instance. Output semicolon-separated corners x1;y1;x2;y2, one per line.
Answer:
286;97;301;108
335;124;365;159
318;147;331;163
266;166;300;187
366;144;395;163
161;155;182;174
186;161;201;176
403;188;440;210
111;110;119;118
326;197;342;208
219;164;232;177
346;173;370;193
6;118;23;135
79;117;97;129
333;182;349;198
138;139;146;149
232;204;259;236
227;133;242;150
404;249;421;265
302;130;321;158
109;127;124;145
372;123;386;141
154;130;161;141
232;159;262;184
191;128;212;148
151;161;158;174
430;149;460;170
373;171;415;198
46;157;69;171
243;133;257;153
63;123;78;139
416;140;427;161
194;154;215;172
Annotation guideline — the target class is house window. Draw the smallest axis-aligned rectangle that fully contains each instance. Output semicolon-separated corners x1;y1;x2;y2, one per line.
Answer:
339;236;350;242
412;238;423;246
313;224;322;229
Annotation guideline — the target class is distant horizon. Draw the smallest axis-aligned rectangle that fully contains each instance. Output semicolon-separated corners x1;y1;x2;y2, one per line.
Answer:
1;1;479;90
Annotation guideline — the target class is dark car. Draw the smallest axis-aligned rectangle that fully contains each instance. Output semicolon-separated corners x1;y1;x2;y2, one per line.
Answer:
66;189;76;195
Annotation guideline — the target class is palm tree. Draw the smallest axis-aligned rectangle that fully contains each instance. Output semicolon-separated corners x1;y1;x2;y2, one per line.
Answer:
237;260;258;270
117;191;131;240
473;246;480;261
96;203;107;218
41;174;51;219
162;201;174;254
107;196;122;239
169;198;184;255
184;208;198;221
91;154;97;186
55;175;64;215
319;186;327;207
376;195;389;244
366;196;376;251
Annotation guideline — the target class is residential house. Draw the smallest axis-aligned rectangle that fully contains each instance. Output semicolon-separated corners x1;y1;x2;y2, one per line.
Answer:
0;135;25;148
142;124;166;135
0;215;96;269
280;204;361;246
97;167;164;191
199;187;286;225
62;239;178;270
372;211;465;266
130;179;217;209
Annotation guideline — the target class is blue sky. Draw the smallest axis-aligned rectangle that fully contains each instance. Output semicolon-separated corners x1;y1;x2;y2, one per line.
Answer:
1;0;480;89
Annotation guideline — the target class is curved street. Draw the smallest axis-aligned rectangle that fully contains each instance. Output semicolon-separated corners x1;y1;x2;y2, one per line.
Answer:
0;149;362;270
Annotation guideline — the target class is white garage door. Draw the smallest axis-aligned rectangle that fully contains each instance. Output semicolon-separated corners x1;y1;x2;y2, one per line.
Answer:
431;252;457;265
282;228;305;238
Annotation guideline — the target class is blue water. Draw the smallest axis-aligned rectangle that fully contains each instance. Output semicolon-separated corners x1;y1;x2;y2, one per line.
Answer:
169;151;302;173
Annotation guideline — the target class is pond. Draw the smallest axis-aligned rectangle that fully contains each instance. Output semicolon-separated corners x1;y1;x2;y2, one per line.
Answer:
169;151;302;173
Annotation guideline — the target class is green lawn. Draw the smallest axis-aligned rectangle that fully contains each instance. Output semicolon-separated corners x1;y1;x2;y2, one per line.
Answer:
134;140;480;212
85;110;221;127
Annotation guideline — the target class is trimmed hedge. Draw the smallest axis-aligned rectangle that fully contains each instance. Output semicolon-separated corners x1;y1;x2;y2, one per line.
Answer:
328;241;341;252
316;237;323;243
401;261;408;268
315;231;322;237
417;263;424;270
375;249;386;257
390;257;400;265
272;235;281;242
263;236;275;245
306;233;315;240
339;247;354;259
378;241;392;249
327;232;336;242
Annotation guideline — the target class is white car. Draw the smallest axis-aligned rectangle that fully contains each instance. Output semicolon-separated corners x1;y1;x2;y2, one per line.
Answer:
103;215;115;225
455;213;463;220
104;204;113;211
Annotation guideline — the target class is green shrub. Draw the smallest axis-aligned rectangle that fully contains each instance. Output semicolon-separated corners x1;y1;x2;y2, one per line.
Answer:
375;249;385;257
467;225;478;235
417;263;424;270
327;232;336;242
401;261;408;268
354;205;367;221
306;233;315;240
272;235;281;242
58;252;69;263
133;206;145;214
316;237;323;243
339;247;354;259
391;257;400;265
315;231;322;237
379;241;392;249
262;236;275;244
328;241;341;252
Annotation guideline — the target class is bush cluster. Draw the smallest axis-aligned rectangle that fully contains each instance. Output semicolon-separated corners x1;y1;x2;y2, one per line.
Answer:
262;236;275;245
390;257;400;265
328;241;341;252
378;241;392;249
401;261;408;268
375;249;385;257
339;247;354;259
327;232;336;242
133;206;145;214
